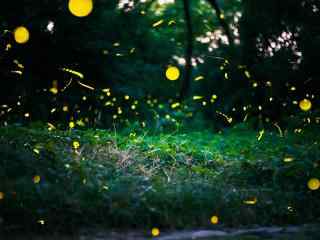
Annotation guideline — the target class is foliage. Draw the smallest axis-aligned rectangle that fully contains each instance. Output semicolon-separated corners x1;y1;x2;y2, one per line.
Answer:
0;125;319;231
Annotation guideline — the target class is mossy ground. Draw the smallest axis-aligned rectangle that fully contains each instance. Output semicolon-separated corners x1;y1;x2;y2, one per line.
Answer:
0;124;319;232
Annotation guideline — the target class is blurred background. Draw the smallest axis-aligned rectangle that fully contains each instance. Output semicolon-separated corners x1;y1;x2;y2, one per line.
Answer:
0;0;319;131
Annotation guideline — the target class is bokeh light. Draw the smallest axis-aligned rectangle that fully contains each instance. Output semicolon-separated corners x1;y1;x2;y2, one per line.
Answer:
210;215;219;224
14;26;30;44
33;175;41;184
165;66;180;81
151;227;160;237
299;99;312;112
68;0;93;17
307;178;320;191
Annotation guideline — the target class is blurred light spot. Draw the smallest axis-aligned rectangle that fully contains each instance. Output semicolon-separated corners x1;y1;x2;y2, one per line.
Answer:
33;148;40;154
210;215;219;224
244;197;257;205
73;141;80;149
46;21;55;33
257;129;264;141
244;70;251;78
68;0;93;17
151;227;160;237
50;87;58;94
165;66;180;81
193;96;203;100
308;178;320;190
299;99;312;111
33;175;41;184
284;157;294;162
37;219;45;225
63;105;69;112
171;102;180;109
14;26;30;44
69;121;75;129
62;68;84;79
194;76;204;81
152;19;164;27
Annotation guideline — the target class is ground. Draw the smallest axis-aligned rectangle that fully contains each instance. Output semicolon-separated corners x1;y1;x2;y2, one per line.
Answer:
0;124;319;235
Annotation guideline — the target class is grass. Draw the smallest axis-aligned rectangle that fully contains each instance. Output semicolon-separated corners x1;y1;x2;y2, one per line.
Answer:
0;123;319;232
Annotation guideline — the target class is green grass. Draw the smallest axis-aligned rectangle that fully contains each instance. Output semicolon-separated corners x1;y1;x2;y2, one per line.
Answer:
0;124;319;232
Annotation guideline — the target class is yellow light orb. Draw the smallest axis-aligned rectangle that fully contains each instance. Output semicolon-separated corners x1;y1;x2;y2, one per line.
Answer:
68;0;93;17
0;192;4;200
299;99;312;112
308;178;320;191
151;227;160;237
33;175;41;184
210;215;219;224
69;121;75;129
14;26;30;44
73;141;80;149
165;66;180;81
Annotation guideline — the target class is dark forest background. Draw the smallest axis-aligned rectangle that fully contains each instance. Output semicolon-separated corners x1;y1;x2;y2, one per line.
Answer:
0;0;319;130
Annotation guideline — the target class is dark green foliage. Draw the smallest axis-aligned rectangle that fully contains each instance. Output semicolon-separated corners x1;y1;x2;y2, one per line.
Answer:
0;125;319;231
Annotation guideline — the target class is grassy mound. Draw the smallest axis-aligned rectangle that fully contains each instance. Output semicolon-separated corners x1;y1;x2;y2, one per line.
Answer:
0;124;319;232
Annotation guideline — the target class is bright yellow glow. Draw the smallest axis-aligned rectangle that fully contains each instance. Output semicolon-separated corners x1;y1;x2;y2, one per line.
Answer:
33;175;41;184
165;66;180;81
308;178;320;191
50;87;58;94
152;19;164;27
14;26;30;44
0;192;4;200
283;157;294;162
244;70;251;78
68;0;93;17
210;215;219;224
171;102;180;109
73;141;80;149
193;96;203;100
69;121;75;128
33;148;40;154
151;228;160;237
244;197;257;205
299;99;312;112
76;119;85;126
62;68;84;78
37;219;45;225
194;76;204;81
257;129;264;141
63;105;69;112
48;122;56;131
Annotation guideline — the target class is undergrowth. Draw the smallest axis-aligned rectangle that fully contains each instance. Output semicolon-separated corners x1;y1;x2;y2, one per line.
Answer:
0;124;319;232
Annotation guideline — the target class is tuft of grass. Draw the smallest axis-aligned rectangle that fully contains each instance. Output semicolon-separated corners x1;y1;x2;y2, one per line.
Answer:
0;124;319;232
